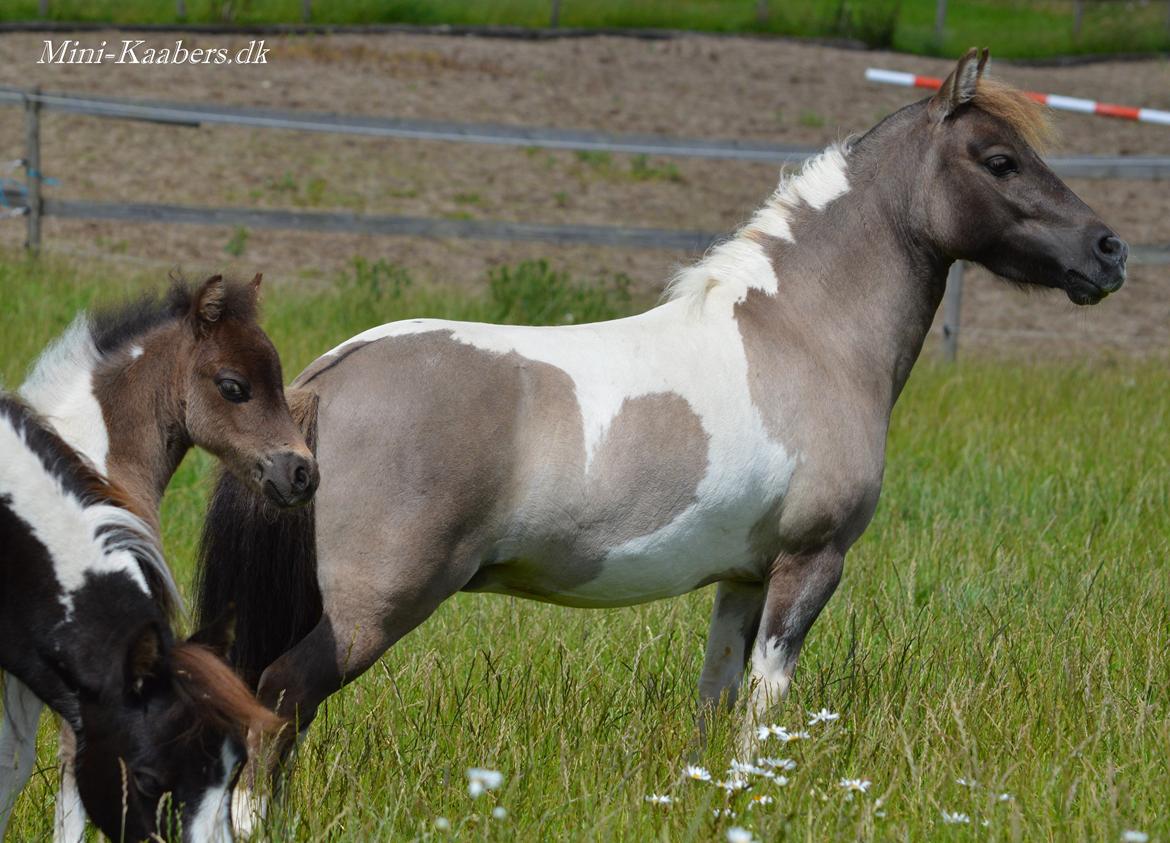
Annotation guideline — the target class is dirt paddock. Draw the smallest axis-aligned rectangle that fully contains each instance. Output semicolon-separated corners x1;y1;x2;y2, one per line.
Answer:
0;31;1166;357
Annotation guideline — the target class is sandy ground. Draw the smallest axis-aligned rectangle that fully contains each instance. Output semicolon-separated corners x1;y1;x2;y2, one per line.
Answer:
0;31;1166;356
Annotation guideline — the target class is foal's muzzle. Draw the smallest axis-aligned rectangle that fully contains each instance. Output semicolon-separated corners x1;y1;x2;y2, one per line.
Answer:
260;451;319;508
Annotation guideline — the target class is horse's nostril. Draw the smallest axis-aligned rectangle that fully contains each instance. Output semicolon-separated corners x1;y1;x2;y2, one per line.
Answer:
292;464;309;491
1097;234;1127;262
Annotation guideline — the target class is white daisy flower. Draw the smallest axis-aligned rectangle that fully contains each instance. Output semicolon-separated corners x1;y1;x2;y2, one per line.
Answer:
727;828;757;843
997;792;1013;802
941;810;971;825
758;757;797;771
716;777;751;793
756;724;782;741
779;730;811;742
645;794;672;806
434;817;451;831
729;760;769;777
807;708;840;726
838;778;872;794
684;765;713;783
955;777;978;788
491;806;507;820
466;767;503;798
711;808;736;819
748;794;774;809
770;775;790;787
1121;832;1149;843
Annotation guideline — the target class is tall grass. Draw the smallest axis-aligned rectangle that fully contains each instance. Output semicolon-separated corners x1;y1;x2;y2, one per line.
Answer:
2;250;1167;840
3;0;1169;58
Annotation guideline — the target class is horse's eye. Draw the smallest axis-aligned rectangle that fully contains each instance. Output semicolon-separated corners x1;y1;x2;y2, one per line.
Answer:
984;155;1018;177
216;378;250;403
133;769;164;798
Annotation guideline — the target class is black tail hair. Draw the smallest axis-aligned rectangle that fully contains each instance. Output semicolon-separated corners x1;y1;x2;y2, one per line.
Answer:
195;388;322;690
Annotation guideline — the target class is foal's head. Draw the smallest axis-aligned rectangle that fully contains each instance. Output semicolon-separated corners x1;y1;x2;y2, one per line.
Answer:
75;616;283;842
873;48;1126;303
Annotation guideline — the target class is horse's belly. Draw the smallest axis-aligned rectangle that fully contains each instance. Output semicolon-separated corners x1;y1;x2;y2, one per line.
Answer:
466;512;765;608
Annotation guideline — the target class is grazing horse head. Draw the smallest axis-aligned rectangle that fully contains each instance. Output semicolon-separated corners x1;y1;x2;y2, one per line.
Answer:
866;47;1126;303
174;275;319;508
73;614;284;842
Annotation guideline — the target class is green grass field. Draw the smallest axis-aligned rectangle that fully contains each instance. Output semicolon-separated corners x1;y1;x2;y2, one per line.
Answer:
3;0;1169;58
1;249;1168;841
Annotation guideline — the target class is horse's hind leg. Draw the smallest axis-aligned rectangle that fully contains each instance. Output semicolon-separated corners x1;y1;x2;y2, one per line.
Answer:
697;582;764;740
745;547;844;732
234;553;473;836
0;677;43;838
51;723;85;843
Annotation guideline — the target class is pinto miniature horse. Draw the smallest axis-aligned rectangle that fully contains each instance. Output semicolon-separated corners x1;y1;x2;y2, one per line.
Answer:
0;275;317;840
197;50;1128;827
0;394;282;841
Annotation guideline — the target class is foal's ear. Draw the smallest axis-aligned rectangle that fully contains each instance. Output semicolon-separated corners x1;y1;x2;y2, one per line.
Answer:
125;622;166;696
187;603;236;660
930;47;990;121
191;274;227;326
248;273;263;301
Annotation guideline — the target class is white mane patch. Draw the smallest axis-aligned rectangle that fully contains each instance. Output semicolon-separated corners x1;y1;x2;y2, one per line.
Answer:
18;316;110;475
0;411;177;615
664;144;851;306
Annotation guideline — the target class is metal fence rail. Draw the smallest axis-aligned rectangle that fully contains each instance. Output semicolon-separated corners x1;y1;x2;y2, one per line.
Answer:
2;86;1167;359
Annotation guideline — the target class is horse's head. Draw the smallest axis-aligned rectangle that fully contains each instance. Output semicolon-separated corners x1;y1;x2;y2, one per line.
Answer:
907;48;1126;304
180;274;319;508
74;615;283;842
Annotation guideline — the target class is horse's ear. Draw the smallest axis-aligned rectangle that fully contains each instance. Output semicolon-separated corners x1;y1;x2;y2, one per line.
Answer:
125;622;166;696
930;47;990;121
248;273;263;301
188;603;236;660
192;274;227;326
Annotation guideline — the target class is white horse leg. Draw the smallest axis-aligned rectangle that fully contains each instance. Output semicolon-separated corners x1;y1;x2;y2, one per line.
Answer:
52;723;86;843
745;547;844;735
0;676;44;838
698;582;765;739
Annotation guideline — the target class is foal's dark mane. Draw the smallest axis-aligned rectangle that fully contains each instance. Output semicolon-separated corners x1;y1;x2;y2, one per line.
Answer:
0;394;180;621
171;644;285;738
89;276;258;356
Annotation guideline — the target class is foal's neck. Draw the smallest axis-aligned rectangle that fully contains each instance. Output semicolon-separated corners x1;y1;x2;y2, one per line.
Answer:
92;323;191;531
23;320;191;532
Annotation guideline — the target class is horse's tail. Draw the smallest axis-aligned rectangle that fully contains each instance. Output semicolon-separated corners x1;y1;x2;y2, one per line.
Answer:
195;387;323;689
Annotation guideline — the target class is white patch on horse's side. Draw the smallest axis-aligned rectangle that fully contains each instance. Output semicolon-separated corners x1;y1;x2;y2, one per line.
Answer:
665;143;851;306
186;740;239;843
0;678;44;839
0;414;151;615
19;316;110;475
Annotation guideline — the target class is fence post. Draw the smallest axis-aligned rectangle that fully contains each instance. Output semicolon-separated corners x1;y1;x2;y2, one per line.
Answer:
934;0;947;43
176;0;186;18
302;0;311;22
941;260;964;361
549;0;561;28
24;88;42;253
1072;0;1084;36
38;0;49;18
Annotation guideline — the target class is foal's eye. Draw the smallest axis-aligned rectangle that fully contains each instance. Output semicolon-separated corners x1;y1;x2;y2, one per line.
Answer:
984;155;1018;177
216;378;250;403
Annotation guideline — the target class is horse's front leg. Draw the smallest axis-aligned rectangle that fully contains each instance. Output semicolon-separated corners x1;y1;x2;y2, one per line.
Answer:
0;676;44;838
52;722;86;843
697;581;764;740
744;546;844;738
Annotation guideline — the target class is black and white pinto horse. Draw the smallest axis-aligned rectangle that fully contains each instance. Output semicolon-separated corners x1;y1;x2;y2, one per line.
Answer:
197;50;1128;828
0;275;315;840
0;394;281;841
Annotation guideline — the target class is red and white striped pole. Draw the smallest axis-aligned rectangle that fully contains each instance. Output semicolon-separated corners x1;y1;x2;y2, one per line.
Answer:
865;67;1170;126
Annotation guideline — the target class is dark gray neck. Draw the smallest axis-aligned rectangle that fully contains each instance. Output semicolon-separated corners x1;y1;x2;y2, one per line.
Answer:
749;152;950;410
